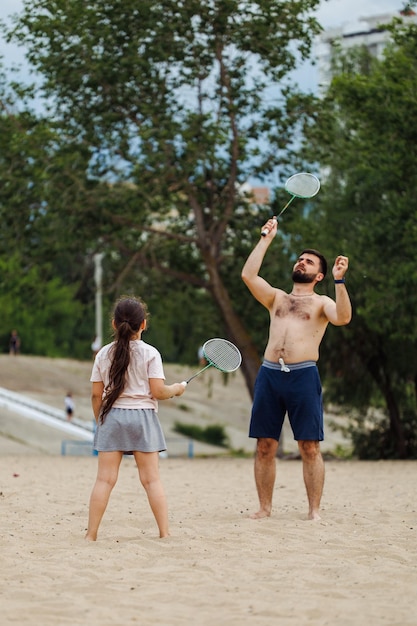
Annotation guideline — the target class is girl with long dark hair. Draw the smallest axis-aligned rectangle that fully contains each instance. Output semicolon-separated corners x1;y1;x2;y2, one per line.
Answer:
85;296;186;540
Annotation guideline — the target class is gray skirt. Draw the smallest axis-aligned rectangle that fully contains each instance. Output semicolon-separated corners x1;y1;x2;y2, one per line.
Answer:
93;407;166;453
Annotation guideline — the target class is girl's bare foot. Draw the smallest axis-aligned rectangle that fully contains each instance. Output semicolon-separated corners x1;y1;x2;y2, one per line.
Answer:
84;533;97;541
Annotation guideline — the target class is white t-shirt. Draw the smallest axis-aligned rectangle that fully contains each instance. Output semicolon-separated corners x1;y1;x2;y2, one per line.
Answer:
90;339;166;411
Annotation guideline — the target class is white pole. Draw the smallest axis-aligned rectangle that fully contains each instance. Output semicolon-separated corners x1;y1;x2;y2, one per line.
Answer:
93;253;104;348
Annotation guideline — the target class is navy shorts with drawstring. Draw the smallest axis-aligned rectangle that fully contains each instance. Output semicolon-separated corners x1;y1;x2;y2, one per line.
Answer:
249;359;324;442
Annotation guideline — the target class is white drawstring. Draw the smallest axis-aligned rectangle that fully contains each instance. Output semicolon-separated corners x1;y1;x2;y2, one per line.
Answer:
279;358;290;373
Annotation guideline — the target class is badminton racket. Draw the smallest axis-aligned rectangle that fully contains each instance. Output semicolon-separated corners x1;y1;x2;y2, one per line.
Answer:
261;172;320;236
181;338;242;386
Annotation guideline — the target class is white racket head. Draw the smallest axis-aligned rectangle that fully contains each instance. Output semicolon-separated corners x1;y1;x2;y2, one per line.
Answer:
285;172;320;199
202;338;242;373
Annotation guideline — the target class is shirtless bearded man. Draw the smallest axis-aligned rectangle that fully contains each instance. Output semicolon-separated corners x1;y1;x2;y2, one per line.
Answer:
241;216;352;520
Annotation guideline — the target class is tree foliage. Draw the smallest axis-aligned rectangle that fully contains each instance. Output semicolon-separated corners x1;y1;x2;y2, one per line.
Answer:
0;68;94;356
294;18;417;458
3;0;323;391
3;3;417;458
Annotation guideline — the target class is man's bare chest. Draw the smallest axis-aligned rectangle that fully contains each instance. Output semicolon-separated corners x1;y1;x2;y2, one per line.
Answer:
273;296;318;322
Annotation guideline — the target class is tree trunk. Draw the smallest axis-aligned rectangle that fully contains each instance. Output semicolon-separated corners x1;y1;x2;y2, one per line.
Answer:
205;258;261;399
360;345;408;459
384;387;407;459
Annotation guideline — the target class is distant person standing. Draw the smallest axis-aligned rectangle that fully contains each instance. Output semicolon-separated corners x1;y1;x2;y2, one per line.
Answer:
64;392;75;421
9;330;21;356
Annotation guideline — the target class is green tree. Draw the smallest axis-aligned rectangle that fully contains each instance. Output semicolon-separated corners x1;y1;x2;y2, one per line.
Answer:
294;17;417;458
0;68;102;356
0;253;85;356
5;0;322;392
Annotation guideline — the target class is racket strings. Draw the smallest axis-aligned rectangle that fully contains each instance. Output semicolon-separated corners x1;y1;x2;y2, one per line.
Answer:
286;173;320;198
203;339;242;372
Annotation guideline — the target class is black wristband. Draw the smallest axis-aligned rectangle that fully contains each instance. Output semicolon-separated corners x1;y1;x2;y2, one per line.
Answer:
334;279;345;284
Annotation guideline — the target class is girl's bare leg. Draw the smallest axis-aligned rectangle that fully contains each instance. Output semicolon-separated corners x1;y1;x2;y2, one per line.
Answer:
85;451;123;541
134;451;169;538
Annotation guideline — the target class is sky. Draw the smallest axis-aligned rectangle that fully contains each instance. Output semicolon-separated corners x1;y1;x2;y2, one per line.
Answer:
0;0;409;71
297;0;410;90
0;0;410;136
315;0;408;26
0;1;408;187
0;0;408;26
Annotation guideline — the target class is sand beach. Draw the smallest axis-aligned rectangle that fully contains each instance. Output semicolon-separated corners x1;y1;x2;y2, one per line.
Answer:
1;355;417;625
1;456;417;625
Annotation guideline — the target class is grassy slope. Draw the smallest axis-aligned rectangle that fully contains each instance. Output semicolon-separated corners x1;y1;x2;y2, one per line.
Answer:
0;354;348;454
0;355;254;453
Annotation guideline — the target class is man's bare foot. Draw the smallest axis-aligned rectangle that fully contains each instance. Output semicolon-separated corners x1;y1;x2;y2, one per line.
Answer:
308;510;321;521
249;509;271;519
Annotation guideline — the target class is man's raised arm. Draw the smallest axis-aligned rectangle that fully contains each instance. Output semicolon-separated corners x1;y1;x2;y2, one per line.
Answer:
323;255;352;326
241;217;278;308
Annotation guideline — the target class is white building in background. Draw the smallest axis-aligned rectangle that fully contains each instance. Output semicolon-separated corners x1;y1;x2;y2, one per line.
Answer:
317;9;417;93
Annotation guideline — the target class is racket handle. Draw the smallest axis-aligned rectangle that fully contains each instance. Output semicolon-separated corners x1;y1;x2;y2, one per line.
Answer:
261;216;277;237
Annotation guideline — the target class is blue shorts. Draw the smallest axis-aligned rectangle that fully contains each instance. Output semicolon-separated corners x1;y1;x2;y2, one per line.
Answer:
249;359;324;442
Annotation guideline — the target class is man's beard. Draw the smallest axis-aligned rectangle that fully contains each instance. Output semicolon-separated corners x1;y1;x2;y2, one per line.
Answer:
292;269;316;284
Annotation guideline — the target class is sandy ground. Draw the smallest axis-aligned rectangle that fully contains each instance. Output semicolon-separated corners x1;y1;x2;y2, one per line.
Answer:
1;455;417;626
1;356;417;625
